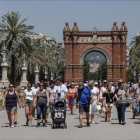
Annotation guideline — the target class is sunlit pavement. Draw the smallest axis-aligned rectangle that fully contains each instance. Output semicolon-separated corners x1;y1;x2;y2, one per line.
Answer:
0;105;140;140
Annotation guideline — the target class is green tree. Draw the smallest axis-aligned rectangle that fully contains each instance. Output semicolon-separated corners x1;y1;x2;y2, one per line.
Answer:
129;36;140;82
0;11;34;86
84;59;90;81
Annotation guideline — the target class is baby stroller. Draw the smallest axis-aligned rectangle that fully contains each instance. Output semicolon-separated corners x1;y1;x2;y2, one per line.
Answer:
51;100;67;129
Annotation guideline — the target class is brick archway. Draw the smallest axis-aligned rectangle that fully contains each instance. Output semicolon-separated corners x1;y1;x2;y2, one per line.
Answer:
79;46;112;66
63;22;128;83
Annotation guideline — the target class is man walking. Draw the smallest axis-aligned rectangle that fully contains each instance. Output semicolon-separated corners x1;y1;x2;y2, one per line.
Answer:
77;82;93;128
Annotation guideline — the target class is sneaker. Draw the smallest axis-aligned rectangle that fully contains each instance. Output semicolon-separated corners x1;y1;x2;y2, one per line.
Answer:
45;120;48;124
122;122;125;125
26;119;29;125
29;123;32;127
11;125;14;128
87;122;90;127
43;123;47;127
92;122;95;124
14;122;17;125
78;124;82;128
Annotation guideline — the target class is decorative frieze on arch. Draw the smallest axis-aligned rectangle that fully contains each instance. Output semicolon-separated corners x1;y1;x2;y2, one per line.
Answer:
79;46;112;65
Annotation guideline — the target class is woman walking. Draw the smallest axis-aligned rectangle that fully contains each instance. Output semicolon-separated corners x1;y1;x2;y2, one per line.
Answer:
22;83;35;127
14;86;21;125
115;82;129;125
2;84;21;128
33;83;49;127
88;81;99;124
68;82;78;115
103;84;114;122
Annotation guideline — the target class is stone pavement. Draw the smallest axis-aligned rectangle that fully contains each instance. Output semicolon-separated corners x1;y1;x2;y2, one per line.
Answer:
0;106;140;140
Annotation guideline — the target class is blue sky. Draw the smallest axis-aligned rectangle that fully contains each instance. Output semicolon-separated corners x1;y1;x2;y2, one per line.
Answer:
0;1;140;45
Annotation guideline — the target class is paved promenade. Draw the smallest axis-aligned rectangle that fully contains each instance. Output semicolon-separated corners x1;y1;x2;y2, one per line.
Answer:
0;106;140;140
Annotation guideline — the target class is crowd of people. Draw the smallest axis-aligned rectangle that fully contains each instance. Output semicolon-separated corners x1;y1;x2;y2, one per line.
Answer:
1;78;140;128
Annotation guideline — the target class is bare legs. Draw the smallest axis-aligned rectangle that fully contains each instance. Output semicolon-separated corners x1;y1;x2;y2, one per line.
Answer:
130;99;132;111
14;108;18;123
25;107;33;124
105;106;112;122
7;111;15;126
71;104;76;115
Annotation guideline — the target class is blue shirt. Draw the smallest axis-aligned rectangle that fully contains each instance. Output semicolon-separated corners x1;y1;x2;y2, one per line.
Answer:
78;86;91;104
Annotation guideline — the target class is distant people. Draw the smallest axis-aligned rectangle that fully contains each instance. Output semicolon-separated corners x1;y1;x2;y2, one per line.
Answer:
33;83;49;127
14;86;21;125
22;83;35;127
103;84;114;122
137;82;140;118
68;82;78;115
128;83;134;112
53;78;68;102
46;80;55;123
44;79;50;123
100;80;108;116
2;84;21;128
77;82;93;128
115;82;129;125
88;81;99;124
31;82;39;119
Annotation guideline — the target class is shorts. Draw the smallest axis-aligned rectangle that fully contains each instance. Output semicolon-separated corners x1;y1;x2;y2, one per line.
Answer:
106;103;113;107
70;97;76;105
89;104;97;115
24;99;33;107
129;97;133;100
49;102;54;113
6;106;17;112
79;103;89;113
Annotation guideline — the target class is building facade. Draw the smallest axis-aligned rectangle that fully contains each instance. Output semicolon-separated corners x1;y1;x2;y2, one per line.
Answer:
63;22;128;83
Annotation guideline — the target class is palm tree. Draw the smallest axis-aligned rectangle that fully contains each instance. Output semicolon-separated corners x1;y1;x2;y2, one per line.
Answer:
129;36;140;81
0;11;34;86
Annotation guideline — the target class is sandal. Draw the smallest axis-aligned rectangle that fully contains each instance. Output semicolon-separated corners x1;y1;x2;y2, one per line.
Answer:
78;124;82;128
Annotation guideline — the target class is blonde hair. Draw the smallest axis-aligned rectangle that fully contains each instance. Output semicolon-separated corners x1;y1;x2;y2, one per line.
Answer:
16;86;21;91
88;81;94;87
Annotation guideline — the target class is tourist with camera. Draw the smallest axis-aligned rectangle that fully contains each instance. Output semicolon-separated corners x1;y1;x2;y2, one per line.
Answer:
53;78;68;102
115;82;129;125
77;82;93;128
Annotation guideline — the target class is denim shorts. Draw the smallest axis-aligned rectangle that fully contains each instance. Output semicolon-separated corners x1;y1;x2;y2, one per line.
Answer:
70;97;76;105
6;106;17;112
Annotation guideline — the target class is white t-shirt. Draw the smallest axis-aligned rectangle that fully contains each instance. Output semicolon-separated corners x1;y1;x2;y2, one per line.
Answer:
100;87;107;99
111;86;115;93
24;89;35;100
91;87;99;100
53;84;68;101
31;87;39;95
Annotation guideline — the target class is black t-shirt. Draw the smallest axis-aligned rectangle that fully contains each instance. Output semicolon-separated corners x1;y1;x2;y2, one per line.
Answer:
103;92;114;103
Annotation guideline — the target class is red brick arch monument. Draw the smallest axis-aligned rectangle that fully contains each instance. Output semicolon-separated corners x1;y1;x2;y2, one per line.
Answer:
63;22;128;83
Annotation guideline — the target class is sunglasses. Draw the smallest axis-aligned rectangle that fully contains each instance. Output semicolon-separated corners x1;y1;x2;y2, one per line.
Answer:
9;86;13;87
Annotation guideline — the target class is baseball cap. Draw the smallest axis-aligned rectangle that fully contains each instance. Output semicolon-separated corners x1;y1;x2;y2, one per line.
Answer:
79;82;84;89
103;80;107;83
95;82;98;85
